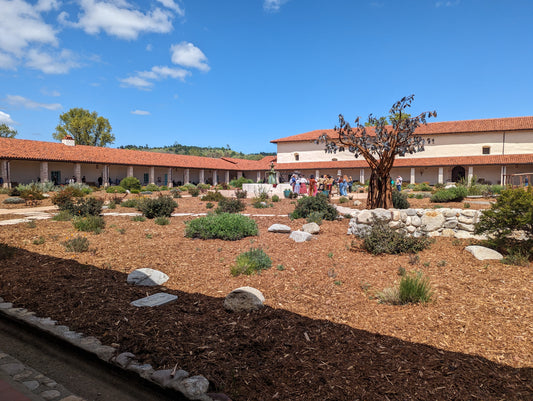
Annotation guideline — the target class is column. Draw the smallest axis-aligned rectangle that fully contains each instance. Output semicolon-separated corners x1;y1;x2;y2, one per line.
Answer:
167;168;173;188
500;165;507;186
149;166;155;185
359;169;365;183
410;168;416;184
40;161;49;183
256;171;262;183
275;172;280;184
315;169;320;179
102;165;109;187
438;167;444;184
74;163;81;183
127;166;133;177
1;160;10;188
184;168;190;184
337;169;342;176
224;171;230;184
237;171;243;179
467;166;474;186
212;170;218;186
199;169;205;184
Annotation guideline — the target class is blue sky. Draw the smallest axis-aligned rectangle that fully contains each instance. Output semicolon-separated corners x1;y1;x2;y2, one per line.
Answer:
1;0;532;153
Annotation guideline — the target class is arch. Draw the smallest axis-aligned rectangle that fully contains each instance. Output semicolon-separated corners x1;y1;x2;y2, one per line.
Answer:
451;166;466;182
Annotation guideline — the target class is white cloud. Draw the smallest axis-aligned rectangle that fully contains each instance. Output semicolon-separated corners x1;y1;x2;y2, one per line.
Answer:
155;0;184;16
120;65;190;90
0;52;17;70
170;42;209;71
5;94;62;110
62;0;176;40
435;0;460;7
41;88;61;97
263;0;289;12
131;109;150;115
0;111;15;125
25;48;79;74
35;0;60;12
146;44;153;51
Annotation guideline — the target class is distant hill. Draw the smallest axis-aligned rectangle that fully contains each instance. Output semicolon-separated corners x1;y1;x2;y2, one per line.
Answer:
117;142;275;160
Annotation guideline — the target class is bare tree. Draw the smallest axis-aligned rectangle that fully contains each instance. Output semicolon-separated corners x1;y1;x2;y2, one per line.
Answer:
319;95;436;209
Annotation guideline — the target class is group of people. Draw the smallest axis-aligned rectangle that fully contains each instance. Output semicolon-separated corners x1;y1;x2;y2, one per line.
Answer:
289;173;355;197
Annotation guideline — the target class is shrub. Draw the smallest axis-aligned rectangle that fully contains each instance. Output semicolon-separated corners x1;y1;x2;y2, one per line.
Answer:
131;215;146;222
252;198;271;208
197;183;210;191
216;198;246;214
306;211;323;225
475;188;533;258
107;200;116;209
185;213;258;240
235;189;247;199
392;190;410;209
137;195;177;218
120;199;140;208
0;243;16;260
170;188;182;198
377;271;433;305
362;220;432;255
8;187;20;196
413;182;432;191
63;236;90;252
131;189;140;194
206;202;214;209
19;187;45;202
106;185;126;193
119;176;141;191
290;194;338;221
230;176;253;189
65;197;104;217
254;187;269;201
154;217;170;226
188;186;200;197
72;215;105;233
231;248;272;276
143;183;160;192
3;197;25;204
160;185;168;191
52;210;72;221
271;194;280;202
201;191;225;202
66;183;92;194
501;249;530;267
338;196;349;204
430;186;467;203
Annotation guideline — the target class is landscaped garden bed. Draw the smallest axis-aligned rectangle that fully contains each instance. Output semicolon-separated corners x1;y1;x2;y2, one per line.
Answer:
0;194;532;400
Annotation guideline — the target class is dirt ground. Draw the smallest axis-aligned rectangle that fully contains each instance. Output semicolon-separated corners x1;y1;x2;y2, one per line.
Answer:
0;193;532;400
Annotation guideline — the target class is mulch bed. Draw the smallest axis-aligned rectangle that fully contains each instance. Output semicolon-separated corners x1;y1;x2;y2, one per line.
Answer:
0;195;532;400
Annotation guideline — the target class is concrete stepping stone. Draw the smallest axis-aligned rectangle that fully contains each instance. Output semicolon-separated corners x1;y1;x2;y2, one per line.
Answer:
127;268;169;286
131;293;177;307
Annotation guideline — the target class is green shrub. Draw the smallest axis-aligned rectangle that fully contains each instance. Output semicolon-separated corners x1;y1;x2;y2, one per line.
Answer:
201;191;225;202
206;202;214;209
52;210;72;221
19;187;45;202
392;191;410;209
235;189;247;199
64;197;104;217
338;196;349;204
131;215;146;222
377;271;433;305
362;220;432;255
119;176;141;191
231;248;272;276
27;220;36;228
33;236;45;245
8;187;21;196
271;194;280;202
143;183;160;192
106;185;126;193
120;199;140;208
154;217;170;226
66;183;92;194
415;194;424;199
63;236;90;252
137;195;177;218
430;186;467;203
197;183;210;190
72;215;105;233
170;188;182;198
17;181;58;193
501;249;530;267
160;185;168;191
290;194;338;221
475;188;533;258
230;176;253;189
188;186;200;197
131;189;140;194
3;197;25;204
252;198;271;208
413;183;432;192
0;243;16;260
185;213;258;240
107;200;116;209
306;211;323;225
216;198;246;214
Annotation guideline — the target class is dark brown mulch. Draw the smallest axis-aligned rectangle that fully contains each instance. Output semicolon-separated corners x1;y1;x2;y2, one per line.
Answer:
1;249;532;401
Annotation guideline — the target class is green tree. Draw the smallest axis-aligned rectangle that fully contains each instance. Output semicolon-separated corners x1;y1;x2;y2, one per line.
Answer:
53;108;114;147
0;123;17;138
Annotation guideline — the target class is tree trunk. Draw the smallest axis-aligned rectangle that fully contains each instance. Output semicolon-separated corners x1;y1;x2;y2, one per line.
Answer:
366;170;393;209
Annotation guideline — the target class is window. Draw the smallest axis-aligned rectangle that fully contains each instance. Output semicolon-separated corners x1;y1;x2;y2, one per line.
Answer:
482;146;490;155
294;153;299;161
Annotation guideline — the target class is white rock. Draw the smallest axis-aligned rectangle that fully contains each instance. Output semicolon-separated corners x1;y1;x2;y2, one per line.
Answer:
224;287;265;312
174;375;210;400
127;268;169;286
353;200;362;206
465;245;503;260
302;222;320;234
421;211;445;232
441;229;456;237
267;224;291;233
356;210;373;224
289;231;313;243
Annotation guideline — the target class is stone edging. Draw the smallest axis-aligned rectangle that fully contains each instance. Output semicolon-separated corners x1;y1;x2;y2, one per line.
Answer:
0;297;227;401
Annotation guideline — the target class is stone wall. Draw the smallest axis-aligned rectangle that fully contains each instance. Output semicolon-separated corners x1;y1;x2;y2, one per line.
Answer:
347;208;485;239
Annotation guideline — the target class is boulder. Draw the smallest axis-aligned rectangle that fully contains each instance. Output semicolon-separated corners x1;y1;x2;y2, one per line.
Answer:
289;231;313;243
302;222;320;234
465;245;503;260
267;224;291;233
224;287;265;312
127;268;169;286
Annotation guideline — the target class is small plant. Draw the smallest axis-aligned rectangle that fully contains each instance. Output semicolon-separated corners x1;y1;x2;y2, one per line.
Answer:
72;215;105;233
33;236;45;245
188;186;200;197
430;186;468;203
170;188;182;198
334;280;342;286
306;211;323;225
463;202;471;209
230;176;253;189
408;254;419;265
154;217;170;225
362;220;432;255
26;220;37;228
52;210;72;221
137;195;177;218
235;189;247;199
230;248;272;276
65;197;104;217
145;233;153;239
201;191;225;202
63;236;90;252
143;183;160;192
344;213;352;219
452;238;462;246
398;266;406;276
392;190;410;209
107;200;116;209
119;176;141;191
206;202;214;209
0;243;16;260
216;198;246;214
106;185;127;193
377;271;433;305
290;194;338;221
276;264;285;271
3;197;26;204
437;260;447;267
120;199;140;208
131;215;146;222
339;196;349;204
327;252;334;259
423;261;430;267
501;249;530;267
271;194;280;202
252;198;271;208
185;213;258;241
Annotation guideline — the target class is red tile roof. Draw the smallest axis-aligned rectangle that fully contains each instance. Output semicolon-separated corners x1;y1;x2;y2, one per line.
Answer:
274;154;533;171
0;137;270;171
271;116;533;143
